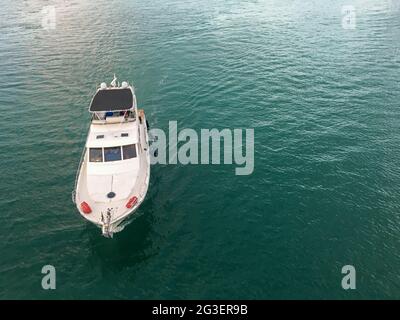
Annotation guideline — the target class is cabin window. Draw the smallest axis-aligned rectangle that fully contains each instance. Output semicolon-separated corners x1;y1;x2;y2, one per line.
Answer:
89;148;103;162
123;144;137;159
104;147;122;162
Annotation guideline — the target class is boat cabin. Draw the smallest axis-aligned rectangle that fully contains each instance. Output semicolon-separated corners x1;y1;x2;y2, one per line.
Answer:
85;84;140;167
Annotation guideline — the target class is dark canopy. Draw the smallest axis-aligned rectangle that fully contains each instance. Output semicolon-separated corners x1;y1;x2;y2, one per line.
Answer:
89;88;133;112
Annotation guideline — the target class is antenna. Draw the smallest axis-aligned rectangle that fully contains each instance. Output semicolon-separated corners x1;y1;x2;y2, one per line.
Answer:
111;74;117;87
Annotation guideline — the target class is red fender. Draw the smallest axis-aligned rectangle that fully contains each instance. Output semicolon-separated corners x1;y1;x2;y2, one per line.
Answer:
126;196;138;209
80;201;92;214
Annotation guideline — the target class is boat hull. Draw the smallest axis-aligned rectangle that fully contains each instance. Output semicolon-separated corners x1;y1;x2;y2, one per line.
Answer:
73;105;150;237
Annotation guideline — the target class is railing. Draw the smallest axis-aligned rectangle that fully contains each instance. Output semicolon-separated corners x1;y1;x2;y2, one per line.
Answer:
138;114;150;199
71;146;86;204
140;169;150;199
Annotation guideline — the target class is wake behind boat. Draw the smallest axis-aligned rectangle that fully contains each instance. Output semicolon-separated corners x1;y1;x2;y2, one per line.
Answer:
73;77;150;237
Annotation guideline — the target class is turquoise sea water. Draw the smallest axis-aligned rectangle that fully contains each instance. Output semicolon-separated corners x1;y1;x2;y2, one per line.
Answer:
1;0;400;299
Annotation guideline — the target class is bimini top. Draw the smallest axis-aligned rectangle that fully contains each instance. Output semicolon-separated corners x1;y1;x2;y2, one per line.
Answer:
89;88;133;112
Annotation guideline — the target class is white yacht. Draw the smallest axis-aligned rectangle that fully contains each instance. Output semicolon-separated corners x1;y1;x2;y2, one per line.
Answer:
73;78;150;237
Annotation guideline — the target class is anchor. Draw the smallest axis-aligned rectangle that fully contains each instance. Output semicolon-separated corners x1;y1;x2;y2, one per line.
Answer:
101;208;114;238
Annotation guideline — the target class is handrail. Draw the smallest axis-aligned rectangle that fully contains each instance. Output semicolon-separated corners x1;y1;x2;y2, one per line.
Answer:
71;145;86;204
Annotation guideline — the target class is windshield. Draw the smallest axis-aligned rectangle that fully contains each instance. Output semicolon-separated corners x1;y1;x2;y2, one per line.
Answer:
89;145;137;163
89;148;103;162
104;147;122;162
123;144;137;159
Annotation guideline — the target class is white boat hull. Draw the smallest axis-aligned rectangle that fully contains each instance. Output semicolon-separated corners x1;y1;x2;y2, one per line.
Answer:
73;84;150;237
